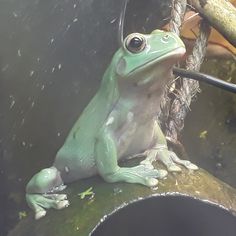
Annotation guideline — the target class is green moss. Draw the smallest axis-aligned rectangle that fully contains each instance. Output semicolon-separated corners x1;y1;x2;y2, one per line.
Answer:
8;165;236;236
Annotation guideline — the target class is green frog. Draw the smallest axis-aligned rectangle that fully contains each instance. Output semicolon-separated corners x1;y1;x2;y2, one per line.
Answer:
26;29;198;219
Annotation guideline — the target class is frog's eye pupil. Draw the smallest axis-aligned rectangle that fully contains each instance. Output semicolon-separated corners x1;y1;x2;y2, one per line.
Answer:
125;34;146;53
130;37;143;49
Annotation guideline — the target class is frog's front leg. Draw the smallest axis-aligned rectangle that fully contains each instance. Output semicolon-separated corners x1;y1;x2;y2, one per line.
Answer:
95;126;166;187
26;167;69;219
141;121;198;172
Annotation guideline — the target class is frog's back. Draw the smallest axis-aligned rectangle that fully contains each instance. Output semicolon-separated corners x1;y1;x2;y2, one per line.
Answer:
65;66;119;145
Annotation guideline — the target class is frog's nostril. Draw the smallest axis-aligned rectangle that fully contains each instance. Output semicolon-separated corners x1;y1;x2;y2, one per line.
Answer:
161;34;170;43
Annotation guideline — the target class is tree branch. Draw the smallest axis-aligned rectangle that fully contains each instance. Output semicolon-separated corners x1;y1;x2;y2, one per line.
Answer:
188;0;236;47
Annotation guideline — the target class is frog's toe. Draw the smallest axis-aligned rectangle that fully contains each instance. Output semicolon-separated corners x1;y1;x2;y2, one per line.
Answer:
35;209;47;220
134;165;165;179
167;164;182;172
40;193;69;210
169;151;198;171
145;177;158;187
26;193;70;220
140;159;154;169
43;193;67;201
56;199;70;209
158;169;168;179
183;161;199;170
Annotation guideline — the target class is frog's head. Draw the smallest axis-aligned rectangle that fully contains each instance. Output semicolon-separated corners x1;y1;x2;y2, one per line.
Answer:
112;29;186;87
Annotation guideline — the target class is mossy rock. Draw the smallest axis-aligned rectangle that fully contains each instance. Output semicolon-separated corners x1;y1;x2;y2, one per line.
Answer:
8;164;236;236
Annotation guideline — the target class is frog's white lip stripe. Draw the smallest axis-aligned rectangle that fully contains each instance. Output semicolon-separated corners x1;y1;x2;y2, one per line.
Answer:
128;46;186;76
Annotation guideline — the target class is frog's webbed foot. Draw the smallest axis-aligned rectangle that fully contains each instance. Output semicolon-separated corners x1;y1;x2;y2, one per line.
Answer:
156;148;198;172
102;165;167;187
168;150;198;171
26;193;69;220
26;166;69;219
146;121;198;172
141;146;198;172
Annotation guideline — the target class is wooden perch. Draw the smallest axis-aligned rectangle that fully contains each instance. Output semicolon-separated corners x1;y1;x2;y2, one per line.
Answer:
188;0;236;47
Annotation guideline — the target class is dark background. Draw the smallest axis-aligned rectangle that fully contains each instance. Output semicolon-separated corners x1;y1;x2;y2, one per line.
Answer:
0;0;170;235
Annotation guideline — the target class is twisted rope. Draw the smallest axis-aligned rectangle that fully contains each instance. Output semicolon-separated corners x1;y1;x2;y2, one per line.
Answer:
162;0;211;144
169;0;187;35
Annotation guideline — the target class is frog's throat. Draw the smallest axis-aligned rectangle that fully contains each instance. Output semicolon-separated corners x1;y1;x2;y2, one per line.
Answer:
128;46;186;76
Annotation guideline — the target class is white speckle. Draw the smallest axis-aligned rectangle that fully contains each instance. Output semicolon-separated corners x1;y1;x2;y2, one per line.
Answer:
195;190;200;194
127;112;134;122
9;95;15;109
37;57;40;62
10;100;15;109
113;187;122;195
66;24;71;31
73;18;78;23
2;64;9;72
31;101;35;108
58;64;62;70
65;166;69;173
106;116;114;126
30;70;34;77
50;38;54;44
22;141;26;146
41;84;45;90
17;49;21;57
175;179;178;186
52;67;55;73
21;118;25;125
73;4;77;8
57;132;61;137
13;12;18;18
110;18;116;24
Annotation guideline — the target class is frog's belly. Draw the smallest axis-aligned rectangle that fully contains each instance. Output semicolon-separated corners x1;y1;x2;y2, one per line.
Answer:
115;118;156;159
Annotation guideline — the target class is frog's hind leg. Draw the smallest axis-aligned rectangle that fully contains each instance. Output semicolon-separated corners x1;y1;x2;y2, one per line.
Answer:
26;166;69;219
95;127;166;187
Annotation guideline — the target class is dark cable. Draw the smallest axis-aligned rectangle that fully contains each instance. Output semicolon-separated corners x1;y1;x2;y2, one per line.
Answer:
173;67;236;94
118;1;236;94
118;0;129;47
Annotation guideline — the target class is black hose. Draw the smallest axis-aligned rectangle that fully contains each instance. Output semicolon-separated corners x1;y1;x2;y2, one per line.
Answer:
118;1;236;94
118;0;129;47
173;67;236;94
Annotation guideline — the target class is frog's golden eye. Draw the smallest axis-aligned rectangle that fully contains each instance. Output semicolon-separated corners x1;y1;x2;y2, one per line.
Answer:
125;34;146;53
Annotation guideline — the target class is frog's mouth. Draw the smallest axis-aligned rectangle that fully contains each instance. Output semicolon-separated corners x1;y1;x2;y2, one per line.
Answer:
128;46;186;77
